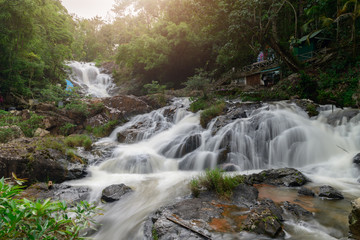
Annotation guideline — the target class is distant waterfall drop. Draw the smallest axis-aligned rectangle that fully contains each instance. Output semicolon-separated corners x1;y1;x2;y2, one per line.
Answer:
67;61;116;98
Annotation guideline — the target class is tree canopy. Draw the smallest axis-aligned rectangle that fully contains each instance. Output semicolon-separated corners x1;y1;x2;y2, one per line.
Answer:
0;0;359;97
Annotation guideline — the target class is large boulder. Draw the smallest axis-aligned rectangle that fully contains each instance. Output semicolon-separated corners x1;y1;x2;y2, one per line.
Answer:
326;109;360;126
281;201;313;220
298;187;315;197
0;137;87;184
243;199;284;238
144;198;221;240
19;183;90;205
349;198;360;240
353;153;360;166
232;183;259;207
101;184;133;203
318;185;344;200
246;168;308;187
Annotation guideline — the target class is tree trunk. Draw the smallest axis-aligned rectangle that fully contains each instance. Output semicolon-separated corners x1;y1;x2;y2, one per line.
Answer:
267;19;302;72
268;36;301;72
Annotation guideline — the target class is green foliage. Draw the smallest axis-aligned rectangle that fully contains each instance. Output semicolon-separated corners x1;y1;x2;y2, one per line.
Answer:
0;110;8;115
64;135;92;151
299;72;318;100
65;101;89;117
0;112;43;138
144;81;167;94
37;137;67;154
0;177;98;240
190;168;242;198
0;127;17;143
86;120;119;138
152;227;159;240
60;123;77;136
200;101;226;128
0;0;73;97
306;103;319;117
189;97;211;113
39;84;68;103
184;69;211;97
89;102;105;114
17;113;44;137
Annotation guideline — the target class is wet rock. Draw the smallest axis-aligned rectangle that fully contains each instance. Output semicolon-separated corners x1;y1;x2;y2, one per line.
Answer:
0;137;87;184
232;183;259;207
298;187;315;197
319;185;344;199
101;184;133;203
220;163;240;172
326;109;360;126
19;183;90;205
178;152;214;170
144;198;221;240
243;199;284;238
34;128;50;137
100;95;152;120
52;185;90;203
349;198;360;240
85;114;108;127
281;201;313;220
175;134;201;158
117;129;140;143
353;153;360;165
210;102;263;135
246;168;308;187
0;125;24;142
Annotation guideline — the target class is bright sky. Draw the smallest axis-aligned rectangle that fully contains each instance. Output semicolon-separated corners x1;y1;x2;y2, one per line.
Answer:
61;0;115;19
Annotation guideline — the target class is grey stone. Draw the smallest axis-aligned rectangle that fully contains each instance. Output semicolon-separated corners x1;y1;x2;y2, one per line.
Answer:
319;185;344;200
101;184;133;203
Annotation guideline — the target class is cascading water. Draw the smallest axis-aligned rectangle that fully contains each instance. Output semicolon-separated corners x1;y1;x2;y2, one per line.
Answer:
68;98;360;239
67;61;116;97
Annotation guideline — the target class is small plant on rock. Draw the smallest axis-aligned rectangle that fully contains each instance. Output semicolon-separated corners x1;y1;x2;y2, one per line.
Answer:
190;168;241;199
64;134;92;151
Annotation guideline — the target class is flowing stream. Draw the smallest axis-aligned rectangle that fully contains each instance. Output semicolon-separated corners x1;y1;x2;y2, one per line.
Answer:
68;98;360;239
67;61;116;97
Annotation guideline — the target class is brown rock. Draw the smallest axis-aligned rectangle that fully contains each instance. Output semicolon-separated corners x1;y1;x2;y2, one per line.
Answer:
349;198;360;239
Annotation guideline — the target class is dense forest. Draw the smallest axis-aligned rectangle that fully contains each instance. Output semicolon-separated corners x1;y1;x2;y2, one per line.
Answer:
0;0;359;104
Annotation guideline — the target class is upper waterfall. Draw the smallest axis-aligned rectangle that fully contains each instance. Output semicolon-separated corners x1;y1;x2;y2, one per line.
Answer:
66;61;116;98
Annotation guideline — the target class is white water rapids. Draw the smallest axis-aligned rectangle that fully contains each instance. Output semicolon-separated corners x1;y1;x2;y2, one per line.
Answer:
68;98;360;239
67;61;116;98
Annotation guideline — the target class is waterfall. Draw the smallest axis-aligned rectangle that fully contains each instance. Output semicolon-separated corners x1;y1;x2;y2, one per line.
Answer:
68;98;360;239
66;61;116;97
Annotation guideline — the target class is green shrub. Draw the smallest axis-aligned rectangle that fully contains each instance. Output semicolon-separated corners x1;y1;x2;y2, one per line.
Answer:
0;115;21;126
306;103;319;117
17;113;44;137
190;168;242;198
89;102;105;113
0;112;44;138
60;123;77;136
39;84;67;103
64;134;92;150
200;101;226;128
87;120;119;138
65;101;89;117
183;68;211;97
144;81;166;94
0;177;98;240
0;110;8;116
37;137;67;153
0;128;17;143
189;97;210;112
